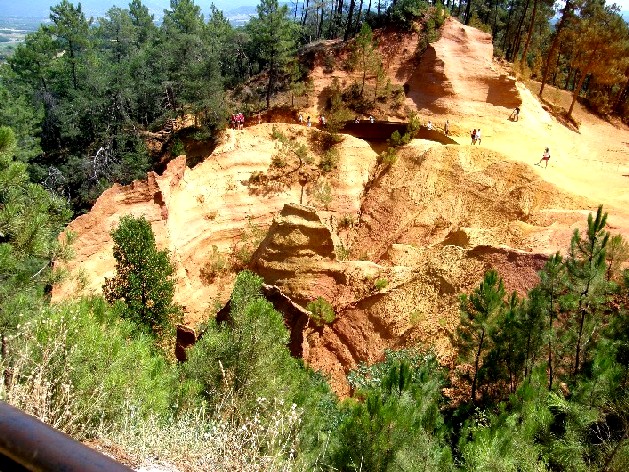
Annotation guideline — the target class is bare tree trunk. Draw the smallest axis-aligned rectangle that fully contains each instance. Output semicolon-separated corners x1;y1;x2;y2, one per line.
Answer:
510;0;530;62
501;0;516;54
568;54;597;119
266;59;275;110
301;0;309;26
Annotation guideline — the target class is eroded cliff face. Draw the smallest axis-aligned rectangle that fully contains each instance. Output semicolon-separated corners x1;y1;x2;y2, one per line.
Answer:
52;123;604;397
242;145;589;395
52;16;629;396
53;125;378;320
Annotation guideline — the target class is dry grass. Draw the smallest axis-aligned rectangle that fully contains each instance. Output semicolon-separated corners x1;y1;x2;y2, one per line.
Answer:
1;318;108;439
100;395;303;471
1;310;305;471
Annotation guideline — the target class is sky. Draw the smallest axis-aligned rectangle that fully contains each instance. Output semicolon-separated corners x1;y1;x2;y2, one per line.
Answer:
0;0;256;19
1;0;628;19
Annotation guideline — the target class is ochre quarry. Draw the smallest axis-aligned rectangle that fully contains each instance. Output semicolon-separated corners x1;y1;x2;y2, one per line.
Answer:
53;17;629;396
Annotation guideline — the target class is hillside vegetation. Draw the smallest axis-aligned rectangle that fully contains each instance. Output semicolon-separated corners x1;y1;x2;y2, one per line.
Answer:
2;0;629;470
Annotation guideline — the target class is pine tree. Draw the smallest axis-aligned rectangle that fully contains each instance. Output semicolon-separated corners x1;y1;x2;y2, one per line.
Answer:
605;234;629;282
457;270;506;403
247;0;297;109
0;126;70;336
103;215;181;336
48;0;93;91
563;2;629;119
351;23;383;98
566;205;609;377
535;252;568;390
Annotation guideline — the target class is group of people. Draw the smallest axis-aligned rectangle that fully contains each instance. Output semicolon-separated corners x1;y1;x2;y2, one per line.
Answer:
241;108;551;169
298;112;310;127
230;112;245;130
298;112;327;127
354;115;375;123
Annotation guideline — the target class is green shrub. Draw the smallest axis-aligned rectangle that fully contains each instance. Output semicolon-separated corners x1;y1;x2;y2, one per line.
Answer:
185;272;334;412
380;147;398;166
333;350;453;471
1;297;183;439
335;244;351;261
375;278;389;290
201;245;229;282
389;0;430;29
231;217;267;268
319;147;339;172
103;215;182;337
339;213;355;229
389;130;403;147
271;154;287;168
306;297;336;326
171;138;185;156
310;179;333;209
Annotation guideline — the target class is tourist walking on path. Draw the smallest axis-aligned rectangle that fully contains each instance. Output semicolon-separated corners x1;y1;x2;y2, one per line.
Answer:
471;129;477;144
536;147;551;168
444;120;449;136
511;107;520;121
306;116;311;127
475;128;481;145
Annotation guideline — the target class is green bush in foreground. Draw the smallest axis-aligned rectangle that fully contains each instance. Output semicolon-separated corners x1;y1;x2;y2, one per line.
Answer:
0;296;183;439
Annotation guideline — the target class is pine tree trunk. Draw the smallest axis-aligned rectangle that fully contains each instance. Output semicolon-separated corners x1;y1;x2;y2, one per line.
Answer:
520;0;538;66
464;0;473;25
471;329;485;403
540;0;573;98
354;0;364;35
574;307;587;375
266;59;275;110
301;0;308;26
509;0;530;62
345;0;356;41
501;0;516;55
568;62;593;119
